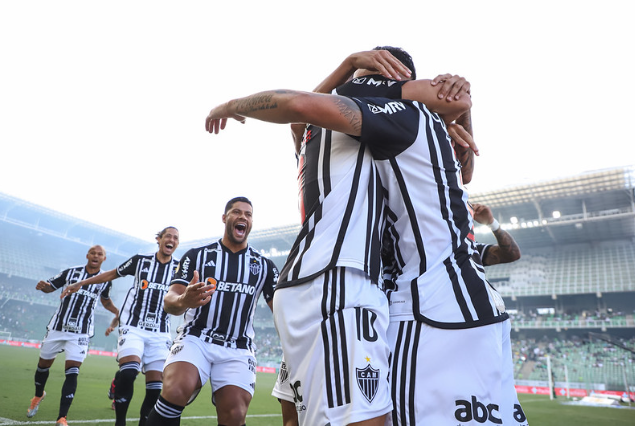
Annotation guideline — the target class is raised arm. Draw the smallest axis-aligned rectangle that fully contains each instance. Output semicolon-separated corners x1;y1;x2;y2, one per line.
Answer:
473;203;521;266
313;50;412;94
60;268;119;298
206;90;363;137
291;50;412;152
35;280;56;293
401;78;472;124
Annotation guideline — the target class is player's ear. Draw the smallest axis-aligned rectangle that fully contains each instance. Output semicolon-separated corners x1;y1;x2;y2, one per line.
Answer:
222;214;227;224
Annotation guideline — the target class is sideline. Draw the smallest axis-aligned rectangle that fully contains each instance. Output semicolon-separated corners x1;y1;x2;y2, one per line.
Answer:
0;413;282;425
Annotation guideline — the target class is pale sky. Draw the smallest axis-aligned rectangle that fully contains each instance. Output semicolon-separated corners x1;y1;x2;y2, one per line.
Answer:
2;1;633;242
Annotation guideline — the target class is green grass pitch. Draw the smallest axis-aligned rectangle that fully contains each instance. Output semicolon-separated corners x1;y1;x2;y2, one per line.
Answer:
1;345;633;425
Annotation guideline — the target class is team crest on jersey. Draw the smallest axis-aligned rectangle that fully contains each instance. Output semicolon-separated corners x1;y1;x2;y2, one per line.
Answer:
356;364;380;403
278;361;289;385
249;262;261;275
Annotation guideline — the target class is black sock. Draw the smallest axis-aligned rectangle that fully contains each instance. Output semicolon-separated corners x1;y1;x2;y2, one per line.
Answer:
146;395;183;426
139;381;162;426
58;366;79;419
34;366;50;397
114;362;140;426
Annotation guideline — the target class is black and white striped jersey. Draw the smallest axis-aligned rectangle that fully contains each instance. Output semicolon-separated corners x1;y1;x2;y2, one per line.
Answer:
46;266;112;336
172;240;278;351
350;95;508;329
117;253;179;333
278;89;385;288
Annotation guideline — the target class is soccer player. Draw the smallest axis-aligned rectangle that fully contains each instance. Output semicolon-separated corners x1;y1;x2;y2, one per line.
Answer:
204;80;526;424
269;48;473;426
146;197;279;426
61;226;180;426
27;245;119;426
300;48;526;425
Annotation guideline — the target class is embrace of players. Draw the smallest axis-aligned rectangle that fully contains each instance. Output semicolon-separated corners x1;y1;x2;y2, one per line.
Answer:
205;47;528;425
29;46;527;426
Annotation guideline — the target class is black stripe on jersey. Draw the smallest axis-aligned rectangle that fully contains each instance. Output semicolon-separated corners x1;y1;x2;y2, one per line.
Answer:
320;268;351;408
288;202;322;282
383;207;405;278
444;256;474;322
301;126;329;217
389;155;427;275
364;166;383;281
391;320;421;426
322;129;332;194
331;144;366;262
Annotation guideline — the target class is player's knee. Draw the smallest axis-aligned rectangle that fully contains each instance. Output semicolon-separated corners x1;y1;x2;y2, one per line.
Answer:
119;361;141;383
224;404;248;424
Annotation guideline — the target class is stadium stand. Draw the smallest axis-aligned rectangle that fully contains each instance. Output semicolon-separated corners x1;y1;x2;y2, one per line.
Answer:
0;193;153;351
2;166;634;393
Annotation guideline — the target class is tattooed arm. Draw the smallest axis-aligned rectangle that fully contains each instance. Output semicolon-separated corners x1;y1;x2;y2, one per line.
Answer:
205;90;363;137
473;203;521;266
451;110;475;184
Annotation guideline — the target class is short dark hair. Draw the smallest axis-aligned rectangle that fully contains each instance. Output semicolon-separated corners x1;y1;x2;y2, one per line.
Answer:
372;46;416;80
225;196;252;214
156;226;178;239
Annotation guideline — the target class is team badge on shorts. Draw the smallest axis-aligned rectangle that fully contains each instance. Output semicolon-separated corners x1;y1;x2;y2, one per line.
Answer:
356;364;380;403
171;344;183;356
278;361;289;385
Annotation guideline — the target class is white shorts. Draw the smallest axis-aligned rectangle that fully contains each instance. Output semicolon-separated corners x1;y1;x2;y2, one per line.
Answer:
39;330;90;363
386;319;528;426
273;267;392;426
117;326;171;372
165;334;257;396
271;358;294;403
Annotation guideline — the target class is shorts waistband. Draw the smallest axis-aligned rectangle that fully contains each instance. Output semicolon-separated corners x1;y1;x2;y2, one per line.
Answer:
203;336;248;350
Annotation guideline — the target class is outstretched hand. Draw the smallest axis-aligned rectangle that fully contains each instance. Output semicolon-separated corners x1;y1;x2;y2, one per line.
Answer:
179;271;216;308
105;316;119;336
35;280;54;294
60;283;81;298
205;102;246;134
